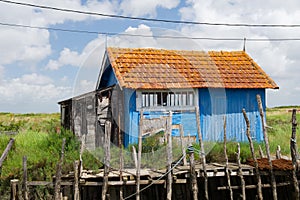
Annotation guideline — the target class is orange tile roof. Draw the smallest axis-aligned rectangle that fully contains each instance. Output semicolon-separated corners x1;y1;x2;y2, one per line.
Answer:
106;47;278;89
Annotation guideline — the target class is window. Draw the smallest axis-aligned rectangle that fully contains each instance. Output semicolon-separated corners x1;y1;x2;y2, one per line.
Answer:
137;89;197;111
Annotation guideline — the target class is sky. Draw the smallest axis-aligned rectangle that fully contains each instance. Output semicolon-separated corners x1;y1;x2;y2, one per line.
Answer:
0;0;300;113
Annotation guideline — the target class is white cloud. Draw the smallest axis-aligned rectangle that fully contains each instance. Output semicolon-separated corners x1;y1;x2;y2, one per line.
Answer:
120;0;180;17
0;0;118;67
46;48;82;70
179;0;300;107
0;73;72;112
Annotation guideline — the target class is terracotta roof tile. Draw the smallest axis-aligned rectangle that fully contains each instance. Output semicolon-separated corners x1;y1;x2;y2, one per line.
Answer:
106;47;278;89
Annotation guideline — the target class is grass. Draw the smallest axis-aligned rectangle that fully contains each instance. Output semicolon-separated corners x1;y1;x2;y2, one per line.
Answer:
0;113;100;198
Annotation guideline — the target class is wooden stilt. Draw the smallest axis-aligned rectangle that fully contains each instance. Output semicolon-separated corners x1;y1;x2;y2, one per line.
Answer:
258;145;264;158
257;94;277;200
242;109;263;200
10;179;19;200
23;156;29;200
136;110;144;200
166;111;173;200
118;112;124;200
102;121;111;200
74;160;80;200
132;146;138;169
236;143;246;200
54;138;66;200
223;116;233;200
188;147;198;200
179;125;187;166
291;109;299;199
276;145;281;159
195;107;208;200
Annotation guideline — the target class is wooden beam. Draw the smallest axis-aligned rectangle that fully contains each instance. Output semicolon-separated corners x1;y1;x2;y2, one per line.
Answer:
242;108;263;200
257;94;277;200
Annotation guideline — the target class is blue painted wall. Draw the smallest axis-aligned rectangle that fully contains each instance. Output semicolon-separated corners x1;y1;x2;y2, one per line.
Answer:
199;88;265;142
123;88;265;146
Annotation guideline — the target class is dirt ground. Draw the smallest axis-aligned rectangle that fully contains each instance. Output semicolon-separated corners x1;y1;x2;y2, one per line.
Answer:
247;158;294;171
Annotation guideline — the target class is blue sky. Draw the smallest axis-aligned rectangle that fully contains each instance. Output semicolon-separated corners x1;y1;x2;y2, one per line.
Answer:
0;0;300;113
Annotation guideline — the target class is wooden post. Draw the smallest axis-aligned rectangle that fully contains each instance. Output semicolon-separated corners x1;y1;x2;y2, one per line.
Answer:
10;179;19;200
132;146;138;169
276;145;281;159
223;116;233;200
79;134;85;177
188;146;198;200
54;138;66;200
258;145;264;158
118;112;124;200
257;94;277;200
22;156;29;200
166;111;173;200
102;121;111;200
0;138;14;168
136;109;143;200
179;125;187;166
195;107;208;200
74;160;80;200
291;109;299;199
242;108;263;200
236;143;246;200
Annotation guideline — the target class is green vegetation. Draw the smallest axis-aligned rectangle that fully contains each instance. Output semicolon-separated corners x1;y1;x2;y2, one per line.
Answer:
0;113;100;198
0;106;299;197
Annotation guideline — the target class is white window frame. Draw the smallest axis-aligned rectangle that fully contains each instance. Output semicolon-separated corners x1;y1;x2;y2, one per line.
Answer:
136;89;198;111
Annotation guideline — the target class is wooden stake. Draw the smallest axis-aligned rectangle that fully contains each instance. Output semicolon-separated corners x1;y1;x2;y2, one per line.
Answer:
166;111;173;200
242;109;263;200
257;94;277;200
258;145;264;158
136;110;144;200
195;107;208;200
74;160;80;200
23;156;29;200
132;146;138;169
188;148;198;200
223;116;233;200
236;143;246;200
10;179;19;200
102;121;111;200
179;124;187;166
54;138;66;200
118;112;124;200
291;109;299;199
0;138;14;168
276;145;281;159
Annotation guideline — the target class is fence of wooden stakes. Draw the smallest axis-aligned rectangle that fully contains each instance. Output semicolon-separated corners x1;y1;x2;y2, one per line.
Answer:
5;94;300;199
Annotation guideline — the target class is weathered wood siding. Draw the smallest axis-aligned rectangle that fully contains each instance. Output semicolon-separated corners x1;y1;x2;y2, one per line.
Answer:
72;92;98;150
